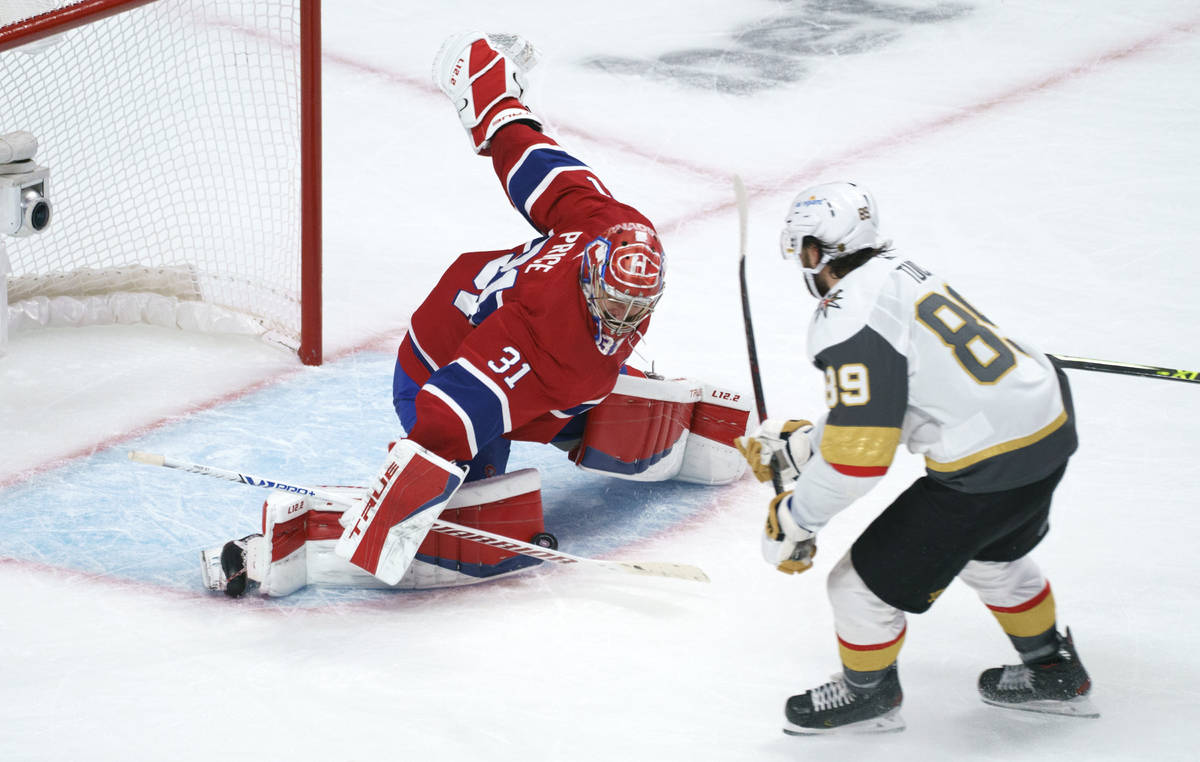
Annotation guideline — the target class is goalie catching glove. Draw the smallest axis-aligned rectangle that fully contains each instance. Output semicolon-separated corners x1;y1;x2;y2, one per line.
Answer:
735;418;814;486
433;31;542;154
763;491;817;575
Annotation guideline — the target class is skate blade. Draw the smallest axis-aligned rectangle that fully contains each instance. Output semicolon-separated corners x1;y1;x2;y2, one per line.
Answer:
982;694;1099;719
783;708;906;736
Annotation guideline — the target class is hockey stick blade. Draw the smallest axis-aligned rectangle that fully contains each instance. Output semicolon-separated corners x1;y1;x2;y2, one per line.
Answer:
593;560;711;582
128;451;711;583
1050;354;1200;384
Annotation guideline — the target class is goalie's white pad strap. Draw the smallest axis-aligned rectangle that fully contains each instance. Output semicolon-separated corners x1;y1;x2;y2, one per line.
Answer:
335;439;466;585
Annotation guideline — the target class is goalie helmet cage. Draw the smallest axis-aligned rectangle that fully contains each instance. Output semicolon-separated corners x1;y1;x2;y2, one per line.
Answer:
0;0;323;365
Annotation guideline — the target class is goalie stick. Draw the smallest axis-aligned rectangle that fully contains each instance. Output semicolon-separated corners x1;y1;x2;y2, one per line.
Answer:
735;174;784;496
128;451;710;583
1050;354;1200;385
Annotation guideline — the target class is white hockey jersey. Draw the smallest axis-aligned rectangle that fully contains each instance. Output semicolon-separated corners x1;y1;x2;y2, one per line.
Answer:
789;254;1076;532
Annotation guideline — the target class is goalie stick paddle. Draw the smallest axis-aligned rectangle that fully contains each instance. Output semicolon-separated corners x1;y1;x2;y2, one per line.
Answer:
128;451;710;583
1050;354;1200;385
735;174;784;496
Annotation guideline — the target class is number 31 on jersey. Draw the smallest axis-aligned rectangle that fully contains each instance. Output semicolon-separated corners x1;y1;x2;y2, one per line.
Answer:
488;346;532;389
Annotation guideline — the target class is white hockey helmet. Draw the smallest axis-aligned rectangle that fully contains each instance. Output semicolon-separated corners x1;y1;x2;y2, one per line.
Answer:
779;181;889;296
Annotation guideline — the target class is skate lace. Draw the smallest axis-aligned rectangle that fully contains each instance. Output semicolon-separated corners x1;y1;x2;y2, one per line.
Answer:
997;664;1035;692
810;677;856;711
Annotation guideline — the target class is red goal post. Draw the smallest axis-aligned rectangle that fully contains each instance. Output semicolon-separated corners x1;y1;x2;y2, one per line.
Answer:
0;0;323;364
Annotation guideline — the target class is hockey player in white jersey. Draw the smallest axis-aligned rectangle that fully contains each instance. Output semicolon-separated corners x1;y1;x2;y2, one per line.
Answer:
737;181;1095;734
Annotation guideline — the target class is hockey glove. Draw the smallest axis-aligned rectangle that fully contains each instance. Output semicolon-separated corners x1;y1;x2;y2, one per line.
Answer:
432;31;543;155
735;418;813;486
763;491;817;575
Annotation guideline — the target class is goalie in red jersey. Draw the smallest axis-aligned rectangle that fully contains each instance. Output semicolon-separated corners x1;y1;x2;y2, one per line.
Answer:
335;32;674;584
205;33;752;598
390;33;669;486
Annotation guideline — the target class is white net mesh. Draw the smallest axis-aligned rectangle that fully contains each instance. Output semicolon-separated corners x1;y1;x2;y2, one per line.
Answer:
0;0;305;348
0;1;72;28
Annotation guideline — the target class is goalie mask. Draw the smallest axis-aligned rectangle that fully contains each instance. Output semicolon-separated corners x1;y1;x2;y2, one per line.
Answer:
779;181;890;297
579;222;665;355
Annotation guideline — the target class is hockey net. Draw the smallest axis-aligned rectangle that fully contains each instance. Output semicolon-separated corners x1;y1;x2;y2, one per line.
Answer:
0;0;322;363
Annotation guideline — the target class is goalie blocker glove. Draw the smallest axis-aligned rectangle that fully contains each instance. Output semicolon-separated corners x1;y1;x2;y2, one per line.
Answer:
433;31;543;154
736;418;813;486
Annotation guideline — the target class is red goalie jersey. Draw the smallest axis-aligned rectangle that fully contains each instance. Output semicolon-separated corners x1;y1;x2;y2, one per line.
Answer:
395;123;665;465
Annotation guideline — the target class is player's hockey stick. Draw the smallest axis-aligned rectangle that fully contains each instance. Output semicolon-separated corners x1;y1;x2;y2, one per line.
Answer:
1050;354;1200;385
128;451;710;583
735;174;784;495
735;179;812;571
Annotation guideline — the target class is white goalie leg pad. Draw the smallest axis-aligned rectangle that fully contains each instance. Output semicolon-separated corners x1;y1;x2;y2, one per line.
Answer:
674;381;753;485
335;439;466;585
258;489;365;597
201;495;318;597
393;467;548;588
231;492;454;595
310;469;547;590
573;374;699;482
258;495;310;596
247;470;545;594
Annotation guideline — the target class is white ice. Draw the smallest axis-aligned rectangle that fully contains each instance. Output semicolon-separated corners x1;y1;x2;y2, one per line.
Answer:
3;1;1200;760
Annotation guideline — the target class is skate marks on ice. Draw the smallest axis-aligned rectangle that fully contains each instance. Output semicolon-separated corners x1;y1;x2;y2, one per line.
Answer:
584;0;973;94
0;351;728;607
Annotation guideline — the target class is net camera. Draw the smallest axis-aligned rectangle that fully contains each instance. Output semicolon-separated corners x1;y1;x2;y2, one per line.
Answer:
0;131;52;237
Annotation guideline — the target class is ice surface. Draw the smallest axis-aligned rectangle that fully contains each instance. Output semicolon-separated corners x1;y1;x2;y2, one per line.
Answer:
3;1;1200;759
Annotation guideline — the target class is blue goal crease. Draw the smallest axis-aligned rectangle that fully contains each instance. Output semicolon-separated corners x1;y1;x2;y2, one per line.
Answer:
0;350;725;607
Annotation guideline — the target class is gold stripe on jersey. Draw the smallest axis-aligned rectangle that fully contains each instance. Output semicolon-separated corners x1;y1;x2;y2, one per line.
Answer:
925;409;1068;473
820;425;901;468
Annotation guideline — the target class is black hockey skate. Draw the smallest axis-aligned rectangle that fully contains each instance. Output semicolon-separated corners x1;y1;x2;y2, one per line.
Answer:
783;667;904;735
978;628;1098;718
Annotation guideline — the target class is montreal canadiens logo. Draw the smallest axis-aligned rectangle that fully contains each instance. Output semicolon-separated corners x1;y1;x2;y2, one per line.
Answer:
610;246;661;290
